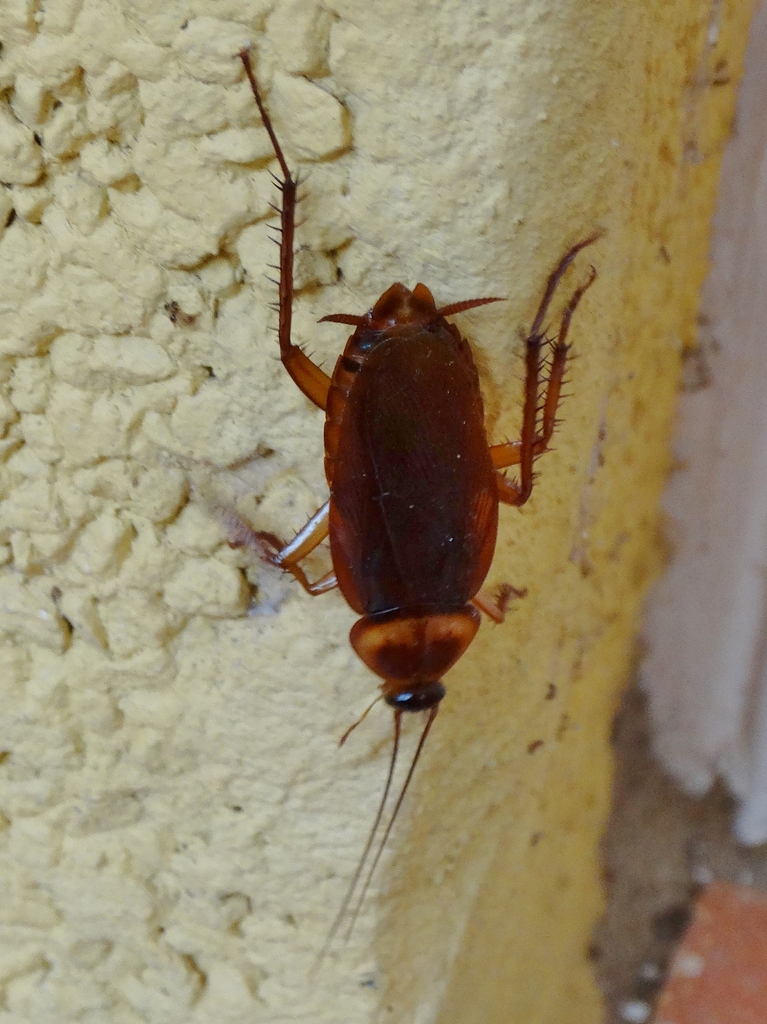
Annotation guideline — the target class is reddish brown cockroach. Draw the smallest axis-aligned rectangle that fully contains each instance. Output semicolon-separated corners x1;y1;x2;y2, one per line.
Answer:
236;49;599;945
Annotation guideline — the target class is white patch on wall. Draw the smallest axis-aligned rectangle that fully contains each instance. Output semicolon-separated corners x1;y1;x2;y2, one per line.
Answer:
642;3;767;845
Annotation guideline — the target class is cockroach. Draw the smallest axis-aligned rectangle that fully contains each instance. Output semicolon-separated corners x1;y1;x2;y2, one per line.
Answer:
235;49;600;946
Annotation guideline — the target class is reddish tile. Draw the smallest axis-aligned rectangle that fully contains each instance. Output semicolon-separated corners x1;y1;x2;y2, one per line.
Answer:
654;881;767;1024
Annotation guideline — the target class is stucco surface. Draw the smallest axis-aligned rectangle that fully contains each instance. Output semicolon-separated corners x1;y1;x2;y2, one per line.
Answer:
0;1;753;1023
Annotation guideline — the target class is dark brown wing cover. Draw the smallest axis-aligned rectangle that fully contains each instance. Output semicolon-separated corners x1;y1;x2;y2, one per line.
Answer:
329;323;498;615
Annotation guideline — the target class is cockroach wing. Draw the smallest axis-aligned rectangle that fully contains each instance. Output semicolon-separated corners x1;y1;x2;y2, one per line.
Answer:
329;324;498;615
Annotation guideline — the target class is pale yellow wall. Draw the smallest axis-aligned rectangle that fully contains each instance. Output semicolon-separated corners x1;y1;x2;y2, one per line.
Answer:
0;2;753;1024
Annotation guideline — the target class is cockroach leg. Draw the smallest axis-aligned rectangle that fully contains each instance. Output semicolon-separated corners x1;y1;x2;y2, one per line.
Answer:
491;236;600;507
472;582;527;623
281;566;338;596
225;500;337;595
489;439;523;468
489;337;569;473
261;499;330;568
255;535;337;596
536;265;597;442
528;231;604;342
239;49;331;411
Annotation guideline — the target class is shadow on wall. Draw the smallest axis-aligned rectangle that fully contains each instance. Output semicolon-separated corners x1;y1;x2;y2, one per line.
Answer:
641;3;767;845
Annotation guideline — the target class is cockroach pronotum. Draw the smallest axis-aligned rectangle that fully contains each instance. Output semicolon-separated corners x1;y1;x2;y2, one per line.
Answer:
234;48;600;949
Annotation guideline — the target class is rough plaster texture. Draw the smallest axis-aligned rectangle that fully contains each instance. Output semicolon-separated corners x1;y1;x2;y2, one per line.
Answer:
0;2;753;1024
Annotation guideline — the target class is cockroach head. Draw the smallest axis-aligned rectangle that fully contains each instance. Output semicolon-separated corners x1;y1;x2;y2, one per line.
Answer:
384;681;446;712
349;607;480;710
367;282;438;330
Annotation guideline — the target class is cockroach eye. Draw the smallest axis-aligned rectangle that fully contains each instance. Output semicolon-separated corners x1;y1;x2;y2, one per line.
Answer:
384;682;446;712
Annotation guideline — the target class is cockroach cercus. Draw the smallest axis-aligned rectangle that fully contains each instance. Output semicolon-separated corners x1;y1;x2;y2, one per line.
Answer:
233;48;601;946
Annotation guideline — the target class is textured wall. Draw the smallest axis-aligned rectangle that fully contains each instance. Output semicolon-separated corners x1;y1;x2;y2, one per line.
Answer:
0;1;753;1023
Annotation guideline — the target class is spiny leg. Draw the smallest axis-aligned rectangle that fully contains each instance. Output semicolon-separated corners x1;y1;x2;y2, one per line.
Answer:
224;500;337;595
239;49;331;411
472;583;527;623
256;556;337;595
491;235;601;507
260;499;330;567
489;336;569;485
529;231;604;340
